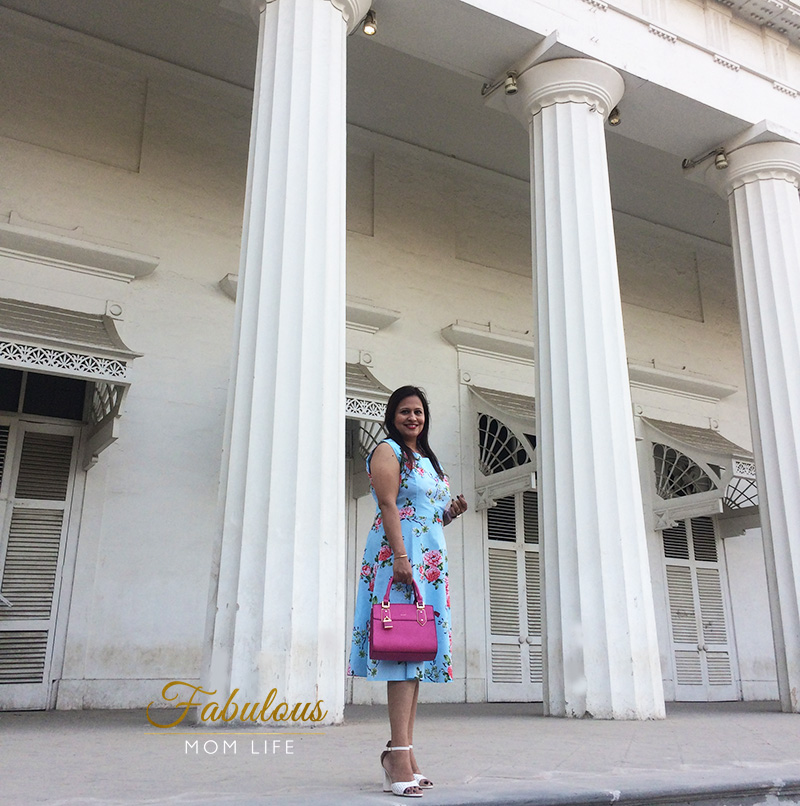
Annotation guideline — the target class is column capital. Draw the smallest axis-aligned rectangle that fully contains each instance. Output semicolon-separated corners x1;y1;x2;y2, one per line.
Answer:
504;58;624;127
705;140;800;198
235;0;370;33
328;0;371;33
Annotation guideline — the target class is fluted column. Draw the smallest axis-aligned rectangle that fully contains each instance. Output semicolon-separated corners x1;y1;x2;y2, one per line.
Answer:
504;58;665;719
203;0;370;725
705;141;800;713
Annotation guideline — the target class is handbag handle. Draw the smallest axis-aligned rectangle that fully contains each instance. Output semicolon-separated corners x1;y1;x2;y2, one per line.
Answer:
382;576;424;606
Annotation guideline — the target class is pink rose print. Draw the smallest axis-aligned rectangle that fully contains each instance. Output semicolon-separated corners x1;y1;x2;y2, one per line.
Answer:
425;567;440;583
398;506;414;519
377;546;392;563
423;549;442;567
361;564;371;578
447;665;453;679
445;576;451;608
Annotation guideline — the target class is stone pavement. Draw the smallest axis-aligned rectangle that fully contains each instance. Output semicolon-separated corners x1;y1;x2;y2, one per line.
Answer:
2;701;800;806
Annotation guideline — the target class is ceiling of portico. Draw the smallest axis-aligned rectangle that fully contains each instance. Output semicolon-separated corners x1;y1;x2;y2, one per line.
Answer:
0;0;739;246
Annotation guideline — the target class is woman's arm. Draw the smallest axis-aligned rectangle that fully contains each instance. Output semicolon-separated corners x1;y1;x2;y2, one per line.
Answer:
370;442;414;585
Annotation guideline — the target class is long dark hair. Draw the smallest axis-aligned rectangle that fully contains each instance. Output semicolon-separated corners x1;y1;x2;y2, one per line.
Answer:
383;386;445;479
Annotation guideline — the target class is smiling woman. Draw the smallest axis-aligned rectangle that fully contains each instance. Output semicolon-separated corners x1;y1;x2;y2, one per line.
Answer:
347;385;467;798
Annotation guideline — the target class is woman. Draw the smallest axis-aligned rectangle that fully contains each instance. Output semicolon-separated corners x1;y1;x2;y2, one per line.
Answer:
348;386;468;798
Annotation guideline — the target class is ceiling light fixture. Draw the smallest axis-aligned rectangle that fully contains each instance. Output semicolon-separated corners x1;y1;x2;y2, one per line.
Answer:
714;149;729;169
608;106;621;126
362;9;376;35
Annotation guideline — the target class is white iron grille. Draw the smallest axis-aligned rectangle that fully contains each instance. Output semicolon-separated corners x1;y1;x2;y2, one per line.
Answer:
653;444;715;499
478;414;530;476
345;396;386;421
723;477;759;509
0;340;128;381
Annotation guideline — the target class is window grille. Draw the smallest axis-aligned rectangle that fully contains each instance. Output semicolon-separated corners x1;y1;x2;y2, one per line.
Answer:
90;382;123;425
478;413;531;476
653;443;715;499
723;477;759;509
357;420;385;460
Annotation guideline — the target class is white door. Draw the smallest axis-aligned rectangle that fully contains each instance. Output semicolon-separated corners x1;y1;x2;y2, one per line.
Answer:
485;491;542;701
0;420;79;709
662;515;740;701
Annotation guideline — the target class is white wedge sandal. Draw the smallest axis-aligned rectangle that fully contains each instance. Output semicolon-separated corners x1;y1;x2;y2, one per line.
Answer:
381;745;423;798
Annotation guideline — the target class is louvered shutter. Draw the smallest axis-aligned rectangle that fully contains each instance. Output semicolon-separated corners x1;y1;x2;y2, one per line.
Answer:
662;516;738;701
0;426;76;709
487;497;522;686
0;426;9;489
486;492;542;701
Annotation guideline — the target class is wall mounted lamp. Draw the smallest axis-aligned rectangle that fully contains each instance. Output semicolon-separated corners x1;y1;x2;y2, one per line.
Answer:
504;72;518;95
362;9;376;35
683;145;734;171
608;106;621;126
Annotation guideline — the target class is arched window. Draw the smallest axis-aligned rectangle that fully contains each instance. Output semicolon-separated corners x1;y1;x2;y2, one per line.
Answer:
478;414;531;476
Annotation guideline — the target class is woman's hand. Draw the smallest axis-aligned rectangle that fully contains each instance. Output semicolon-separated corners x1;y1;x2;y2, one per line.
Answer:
392;555;414;585
445;494;468;524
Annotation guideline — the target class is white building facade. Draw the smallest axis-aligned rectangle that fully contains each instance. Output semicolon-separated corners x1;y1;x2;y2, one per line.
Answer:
0;0;798;721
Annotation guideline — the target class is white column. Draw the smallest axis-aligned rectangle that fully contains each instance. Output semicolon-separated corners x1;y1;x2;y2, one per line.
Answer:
203;0;370;725
505;58;665;719
705;141;800;713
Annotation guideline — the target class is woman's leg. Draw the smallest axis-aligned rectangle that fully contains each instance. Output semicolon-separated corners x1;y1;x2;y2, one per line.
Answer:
406;680;431;785
385;680;421;794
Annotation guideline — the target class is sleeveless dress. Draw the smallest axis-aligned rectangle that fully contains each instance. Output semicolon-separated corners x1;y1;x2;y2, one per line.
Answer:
348;439;453;682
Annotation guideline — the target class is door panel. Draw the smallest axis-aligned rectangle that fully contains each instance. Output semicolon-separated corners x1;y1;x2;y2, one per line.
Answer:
663;516;739;701
486;491;542;701
0;423;77;710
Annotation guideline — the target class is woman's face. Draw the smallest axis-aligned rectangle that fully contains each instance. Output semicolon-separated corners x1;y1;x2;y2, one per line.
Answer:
394;395;425;444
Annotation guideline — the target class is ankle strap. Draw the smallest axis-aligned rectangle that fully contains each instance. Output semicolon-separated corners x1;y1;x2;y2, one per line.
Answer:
389;745;411;751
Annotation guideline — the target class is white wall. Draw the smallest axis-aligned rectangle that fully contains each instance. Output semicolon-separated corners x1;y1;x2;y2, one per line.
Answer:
0;14;249;707
0;10;777;707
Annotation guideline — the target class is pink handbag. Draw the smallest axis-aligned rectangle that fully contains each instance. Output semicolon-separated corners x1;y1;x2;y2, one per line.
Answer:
369;577;438;662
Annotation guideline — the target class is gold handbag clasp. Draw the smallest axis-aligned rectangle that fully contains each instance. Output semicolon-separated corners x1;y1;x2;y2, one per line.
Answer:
381;601;393;628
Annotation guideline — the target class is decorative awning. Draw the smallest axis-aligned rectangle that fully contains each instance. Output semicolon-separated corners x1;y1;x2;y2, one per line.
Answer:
469;385;535;427
468;385;537;510
639;417;758;529
0;298;141;382
345;362;391;421
641;418;753;461
0;298;142;470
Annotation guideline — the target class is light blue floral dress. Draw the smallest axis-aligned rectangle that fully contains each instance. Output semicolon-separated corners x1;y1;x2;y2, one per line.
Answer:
348;439;453;682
